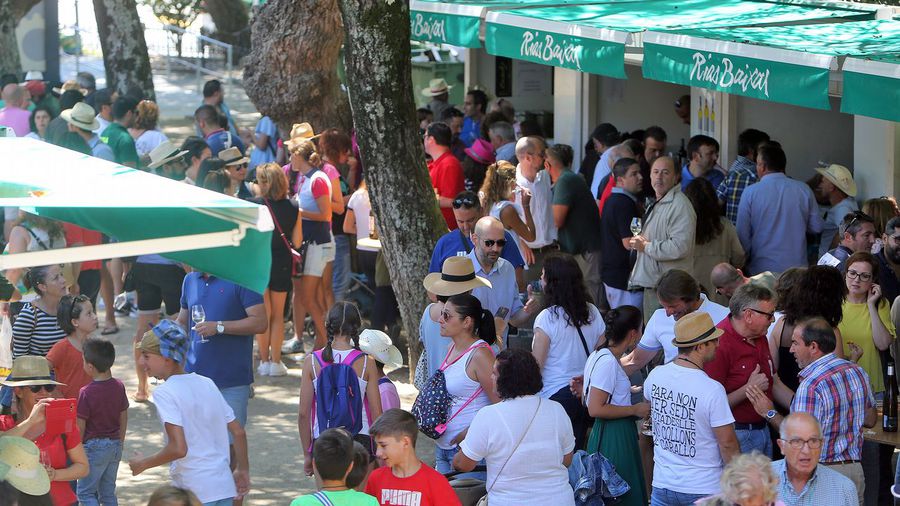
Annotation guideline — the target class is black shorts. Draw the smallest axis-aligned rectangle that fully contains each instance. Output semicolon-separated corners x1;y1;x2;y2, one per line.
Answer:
133;263;185;315
269;255;292;292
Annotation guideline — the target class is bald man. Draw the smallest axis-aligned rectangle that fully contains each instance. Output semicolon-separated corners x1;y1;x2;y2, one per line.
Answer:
468;216;537;342
514;136;557;284
710;263;775;304
0;84;32;137
772;413;857;506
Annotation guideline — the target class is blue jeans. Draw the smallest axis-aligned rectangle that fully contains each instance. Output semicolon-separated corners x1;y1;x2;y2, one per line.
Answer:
735;427;772;457
332;234;351;301
435;446;487;481
77;438;122;506
219;384;250;443
651;487;708;506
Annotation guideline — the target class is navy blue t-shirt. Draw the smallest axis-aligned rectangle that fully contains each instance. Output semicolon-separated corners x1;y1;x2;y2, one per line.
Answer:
429;229;525;273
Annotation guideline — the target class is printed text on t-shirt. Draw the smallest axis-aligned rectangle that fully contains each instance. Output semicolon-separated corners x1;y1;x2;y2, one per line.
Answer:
651;384;698;457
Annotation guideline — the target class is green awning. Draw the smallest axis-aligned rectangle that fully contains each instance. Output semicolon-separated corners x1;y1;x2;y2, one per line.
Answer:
843;55;900;122
643;19;897;111
484;0;874;79
0;138;274;293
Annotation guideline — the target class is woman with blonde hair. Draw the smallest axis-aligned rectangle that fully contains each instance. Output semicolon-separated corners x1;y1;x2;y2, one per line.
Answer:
479;160;534;261
251;163;301;376
697;452;783;506
129;100;168;163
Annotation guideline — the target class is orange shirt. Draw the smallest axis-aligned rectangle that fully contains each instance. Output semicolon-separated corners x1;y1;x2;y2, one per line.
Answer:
47;338;92;402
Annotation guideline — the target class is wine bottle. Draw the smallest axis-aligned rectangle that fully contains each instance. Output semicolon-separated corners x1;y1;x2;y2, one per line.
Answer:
885;361;898;432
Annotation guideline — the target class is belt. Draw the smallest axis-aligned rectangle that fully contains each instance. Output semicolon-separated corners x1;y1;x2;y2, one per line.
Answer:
824;460;861;466
533;243;559;253
734;422;768;430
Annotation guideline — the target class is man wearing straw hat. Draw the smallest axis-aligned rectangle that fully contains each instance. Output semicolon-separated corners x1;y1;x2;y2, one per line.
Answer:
422;78;455;123
146;140;190;180
62;102;114;162
817;163;859;257
643;311;739;506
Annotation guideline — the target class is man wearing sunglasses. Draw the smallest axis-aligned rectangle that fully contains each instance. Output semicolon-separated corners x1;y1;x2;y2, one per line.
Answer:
428;191;525;285
817;211;875;272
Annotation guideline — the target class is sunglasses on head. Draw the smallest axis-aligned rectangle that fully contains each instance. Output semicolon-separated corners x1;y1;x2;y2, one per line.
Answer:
452;196;477;209
28;384;56;393
483;239;507;247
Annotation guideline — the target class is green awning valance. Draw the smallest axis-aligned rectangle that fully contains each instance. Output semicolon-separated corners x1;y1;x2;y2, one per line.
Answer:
842;56;900;122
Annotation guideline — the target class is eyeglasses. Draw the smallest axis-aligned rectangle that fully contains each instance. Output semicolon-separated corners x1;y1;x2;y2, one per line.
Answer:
781;437;824;449
28;384;56;393
483;239;507;248
747;307;775;321
452;195;477;209
846;269;873;282
440;310;458;321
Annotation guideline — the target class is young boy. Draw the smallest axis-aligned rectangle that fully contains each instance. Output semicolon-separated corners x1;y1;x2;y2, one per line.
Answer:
76;337;128;505
128;320;250;506
365;409;460;506
290;428;378;506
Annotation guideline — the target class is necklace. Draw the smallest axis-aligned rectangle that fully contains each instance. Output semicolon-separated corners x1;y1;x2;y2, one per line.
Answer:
676;356;703;370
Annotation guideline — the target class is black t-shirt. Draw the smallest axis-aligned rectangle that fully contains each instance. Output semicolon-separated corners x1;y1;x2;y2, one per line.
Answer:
552;170;602;255
253;197;299;259
599;192;640;290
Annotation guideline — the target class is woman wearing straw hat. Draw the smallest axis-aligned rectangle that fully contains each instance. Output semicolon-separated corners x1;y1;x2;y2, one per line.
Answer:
0;436;53;504
0;356;88;506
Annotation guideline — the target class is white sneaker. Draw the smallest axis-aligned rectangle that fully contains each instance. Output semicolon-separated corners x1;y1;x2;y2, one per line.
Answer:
269;361;288;377
282;338;304;355
257;361;271;376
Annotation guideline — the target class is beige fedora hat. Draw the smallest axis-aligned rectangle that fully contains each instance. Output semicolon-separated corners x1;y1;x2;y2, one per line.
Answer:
0;436;51;496
1;356;65;388
284;122;322;151
60;102;99;131
52;79;88;96
423;256;492;296
421;78;452;97
672;312;724;348
147;140;189;170
816;164;857;197
359;329;403;368
219;146;249;166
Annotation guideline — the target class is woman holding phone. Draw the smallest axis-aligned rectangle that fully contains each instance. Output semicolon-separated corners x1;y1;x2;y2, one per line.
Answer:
0;356;88;506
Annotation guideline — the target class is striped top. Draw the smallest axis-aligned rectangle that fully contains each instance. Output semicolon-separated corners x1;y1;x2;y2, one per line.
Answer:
12;302;67;358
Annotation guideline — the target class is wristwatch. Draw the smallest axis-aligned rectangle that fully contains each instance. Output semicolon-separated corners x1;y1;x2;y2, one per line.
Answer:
216;321;225;334
765;409;777;420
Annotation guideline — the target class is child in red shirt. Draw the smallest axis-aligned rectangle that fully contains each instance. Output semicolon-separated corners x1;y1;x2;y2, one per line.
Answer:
365;409;460;506
47;295;97;402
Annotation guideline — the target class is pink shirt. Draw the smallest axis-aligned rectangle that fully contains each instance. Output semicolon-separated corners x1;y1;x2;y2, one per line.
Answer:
0;107;32;137
378;377;401;411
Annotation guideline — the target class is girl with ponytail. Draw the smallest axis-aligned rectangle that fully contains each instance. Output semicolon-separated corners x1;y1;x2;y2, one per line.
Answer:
431;293;498;473
298;301;382;476
580;305;649;506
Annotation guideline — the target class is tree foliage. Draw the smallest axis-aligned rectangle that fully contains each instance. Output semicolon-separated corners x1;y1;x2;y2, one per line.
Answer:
140;0;201;28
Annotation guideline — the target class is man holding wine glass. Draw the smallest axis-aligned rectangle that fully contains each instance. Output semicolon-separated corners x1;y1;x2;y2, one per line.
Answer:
628;156;697;322
599;157;644;310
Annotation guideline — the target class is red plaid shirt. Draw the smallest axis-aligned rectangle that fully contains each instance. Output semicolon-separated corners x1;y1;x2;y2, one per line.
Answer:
791;353;874;462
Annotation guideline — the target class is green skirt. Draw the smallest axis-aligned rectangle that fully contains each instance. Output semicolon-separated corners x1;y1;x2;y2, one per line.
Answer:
586;416;647;506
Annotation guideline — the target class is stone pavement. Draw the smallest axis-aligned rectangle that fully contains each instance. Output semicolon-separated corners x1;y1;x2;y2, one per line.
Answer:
107;307;434;504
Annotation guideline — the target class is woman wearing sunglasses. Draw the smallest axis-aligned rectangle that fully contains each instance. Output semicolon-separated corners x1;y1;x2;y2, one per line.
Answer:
0;356;88;506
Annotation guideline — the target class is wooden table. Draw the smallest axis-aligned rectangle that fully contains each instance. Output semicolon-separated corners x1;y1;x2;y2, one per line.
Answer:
357;237;382;252
863;412;900;447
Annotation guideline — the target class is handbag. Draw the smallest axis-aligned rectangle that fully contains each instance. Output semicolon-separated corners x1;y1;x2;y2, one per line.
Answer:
412;341;488;439
263;199;304;277
476;398;542;506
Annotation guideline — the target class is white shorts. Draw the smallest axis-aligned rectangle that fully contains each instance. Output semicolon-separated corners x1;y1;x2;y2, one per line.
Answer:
303;241;335;277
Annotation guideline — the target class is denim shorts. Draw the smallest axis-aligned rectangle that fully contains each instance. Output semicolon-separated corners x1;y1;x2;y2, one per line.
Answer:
219;384;250;443
303;241;335;277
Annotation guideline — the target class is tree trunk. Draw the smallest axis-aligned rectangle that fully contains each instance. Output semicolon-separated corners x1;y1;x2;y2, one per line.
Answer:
243;0;350;135
203;0;250;62
0;0;41;76
93;0;155;100
338;0;447;382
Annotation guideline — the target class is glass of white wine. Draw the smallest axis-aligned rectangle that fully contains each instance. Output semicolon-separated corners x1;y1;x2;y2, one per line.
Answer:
630;217;642;237
191;304;208;344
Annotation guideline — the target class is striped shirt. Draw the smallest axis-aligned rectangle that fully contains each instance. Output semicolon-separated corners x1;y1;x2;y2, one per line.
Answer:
716;155;757;225
772;459;857;506
790;353;874;462
11;302;67;358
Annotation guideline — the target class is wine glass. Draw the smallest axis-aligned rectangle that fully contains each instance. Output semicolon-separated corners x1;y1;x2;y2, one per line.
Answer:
630;217;642;237
191;305;208;344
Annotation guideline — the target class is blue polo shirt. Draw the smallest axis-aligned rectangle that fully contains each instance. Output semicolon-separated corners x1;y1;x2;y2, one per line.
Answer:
180;273;263;388
429;229;525;273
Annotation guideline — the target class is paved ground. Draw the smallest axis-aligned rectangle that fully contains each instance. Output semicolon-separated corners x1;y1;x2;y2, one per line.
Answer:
108;307;434;504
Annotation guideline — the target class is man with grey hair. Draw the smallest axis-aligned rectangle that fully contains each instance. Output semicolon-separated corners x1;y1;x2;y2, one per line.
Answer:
0;84;31;137
515;136;557;284
489;121;517;163
468;216;536;341
703;283;780;456
772;412;857;506
817;210;875;272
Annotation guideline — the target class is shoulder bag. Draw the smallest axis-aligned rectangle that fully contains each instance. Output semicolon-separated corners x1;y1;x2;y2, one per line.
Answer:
263;199;304;277
476;397;542;506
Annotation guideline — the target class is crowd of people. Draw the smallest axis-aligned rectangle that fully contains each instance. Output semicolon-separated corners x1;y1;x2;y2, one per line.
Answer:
2;69;900;506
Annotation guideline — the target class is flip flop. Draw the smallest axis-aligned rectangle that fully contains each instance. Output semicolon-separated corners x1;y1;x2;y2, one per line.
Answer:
101;326;119;335
132;392;149;403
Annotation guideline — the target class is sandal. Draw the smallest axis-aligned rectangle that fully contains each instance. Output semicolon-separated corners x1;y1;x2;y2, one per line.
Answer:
101;325;119;335
132;392;149;403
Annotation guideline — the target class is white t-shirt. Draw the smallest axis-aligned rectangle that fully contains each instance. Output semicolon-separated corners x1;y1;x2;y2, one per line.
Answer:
135;129;169;158
643;362;734;495
584;348;631;407
535;303;605;398
638;294;729;363
151;373;237;503
347;188;371;239
460;396;575;506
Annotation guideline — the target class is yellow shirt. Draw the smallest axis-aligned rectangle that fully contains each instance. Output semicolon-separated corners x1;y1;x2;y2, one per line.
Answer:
839;300;895;393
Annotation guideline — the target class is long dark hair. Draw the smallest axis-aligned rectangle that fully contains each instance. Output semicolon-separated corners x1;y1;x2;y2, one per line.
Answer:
782;265;845;327
322;301;362;363
684;178;723;245
446;294;497;345
543;252;592;328
596;305;642;350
